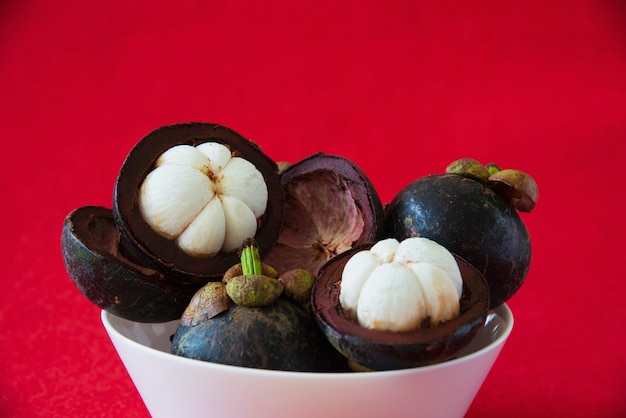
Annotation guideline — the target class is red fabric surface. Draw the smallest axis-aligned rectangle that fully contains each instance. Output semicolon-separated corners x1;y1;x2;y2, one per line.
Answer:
2;0;626;416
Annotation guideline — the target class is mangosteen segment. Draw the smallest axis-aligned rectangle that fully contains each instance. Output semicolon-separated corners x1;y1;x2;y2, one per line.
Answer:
264;153;385;275
61;206;201;322
312;246;489;370
113;123;284;284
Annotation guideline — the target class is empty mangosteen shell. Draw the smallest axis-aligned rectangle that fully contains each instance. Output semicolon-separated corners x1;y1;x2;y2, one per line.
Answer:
312;245;490;371
264;152;386;275
385;174;532;308
113;122;284;285
171;297;346;372
61;206;202;323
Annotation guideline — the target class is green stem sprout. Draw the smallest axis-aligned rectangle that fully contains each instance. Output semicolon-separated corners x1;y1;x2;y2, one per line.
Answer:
240;238;262;276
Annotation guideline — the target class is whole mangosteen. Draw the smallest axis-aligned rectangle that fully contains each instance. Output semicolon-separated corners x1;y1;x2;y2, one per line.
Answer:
385;158;538;308
170;240;344;372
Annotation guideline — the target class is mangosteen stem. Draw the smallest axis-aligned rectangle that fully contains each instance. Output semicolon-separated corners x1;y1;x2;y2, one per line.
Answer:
240;239;262;276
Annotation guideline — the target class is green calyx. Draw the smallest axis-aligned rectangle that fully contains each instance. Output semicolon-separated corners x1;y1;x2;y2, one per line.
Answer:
486;163;501;175
445;158;538;213
225;238;284;308
445;158;490;182
278;269;316;311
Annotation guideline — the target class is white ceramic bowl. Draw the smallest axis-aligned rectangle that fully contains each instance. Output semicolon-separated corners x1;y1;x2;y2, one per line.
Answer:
102;304;513;418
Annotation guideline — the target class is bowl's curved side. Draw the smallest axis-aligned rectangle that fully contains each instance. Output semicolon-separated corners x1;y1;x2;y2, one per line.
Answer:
101;305;513;418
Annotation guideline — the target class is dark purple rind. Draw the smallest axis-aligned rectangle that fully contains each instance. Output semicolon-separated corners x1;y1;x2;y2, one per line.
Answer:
113;122;284;284
264;152;385;274
171;297;346;372
385;174;531;308
61;206;201;323
280;153;385;242
312;246;490;371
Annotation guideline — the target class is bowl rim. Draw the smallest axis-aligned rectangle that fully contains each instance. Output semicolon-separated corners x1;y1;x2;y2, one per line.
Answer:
101;303;513;379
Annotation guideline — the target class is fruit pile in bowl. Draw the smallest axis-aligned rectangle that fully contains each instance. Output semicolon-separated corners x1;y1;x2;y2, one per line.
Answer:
62;122;537;417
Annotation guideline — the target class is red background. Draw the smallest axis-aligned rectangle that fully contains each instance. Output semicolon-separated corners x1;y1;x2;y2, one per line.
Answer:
2;1;626;416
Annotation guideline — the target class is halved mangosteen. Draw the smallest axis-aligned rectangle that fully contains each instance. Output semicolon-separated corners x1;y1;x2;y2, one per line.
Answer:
312;245;490;371
113;123;284;285
264;152;385;275
61;206;201;322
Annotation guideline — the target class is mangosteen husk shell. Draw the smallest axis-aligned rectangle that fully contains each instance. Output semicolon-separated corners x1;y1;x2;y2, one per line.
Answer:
385;174;532;308
264;152;385;275
61;206;201;323
170;297;345;372
113;122;284;285
312;246;490;371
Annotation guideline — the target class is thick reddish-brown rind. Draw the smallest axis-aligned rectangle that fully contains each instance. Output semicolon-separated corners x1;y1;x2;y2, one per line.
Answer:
113;123;284;284
264;152;385;275
312;245;490;370
61;206;201;322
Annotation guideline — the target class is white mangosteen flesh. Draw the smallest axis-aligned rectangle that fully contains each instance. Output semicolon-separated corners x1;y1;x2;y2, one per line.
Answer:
139;143;268;257
339;237;462;331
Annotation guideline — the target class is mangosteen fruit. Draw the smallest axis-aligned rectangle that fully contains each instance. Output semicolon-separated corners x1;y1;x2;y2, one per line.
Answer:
61;206;201;322
385;158;537;308
312;237;489;371
170;240;344;372
113;122;284;285
264;152;385;275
